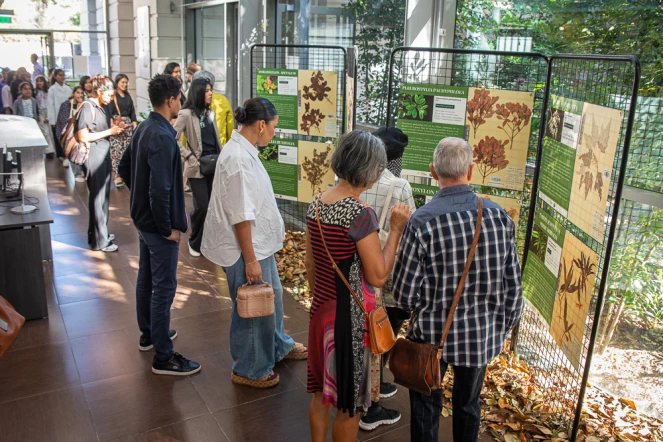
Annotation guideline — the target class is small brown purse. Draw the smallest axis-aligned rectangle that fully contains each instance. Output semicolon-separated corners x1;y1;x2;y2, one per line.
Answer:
236;280;275;319
389;198;483;396
315;199;397;355
0;295;25;358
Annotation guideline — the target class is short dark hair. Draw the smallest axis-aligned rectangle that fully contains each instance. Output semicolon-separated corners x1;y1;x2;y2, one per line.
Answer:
19;81;33;93
183;78;211;116
234;97;277;126
69;85;83;99
51;69;64;85
164;62;180;76
148;74;182;107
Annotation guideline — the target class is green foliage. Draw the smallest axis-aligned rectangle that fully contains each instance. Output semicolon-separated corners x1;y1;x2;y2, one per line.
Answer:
609;207;663;329
69;12;80;27
343;0;405;126
398;93;428;120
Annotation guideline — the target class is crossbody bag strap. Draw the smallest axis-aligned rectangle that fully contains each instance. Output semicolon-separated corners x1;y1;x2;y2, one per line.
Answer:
113;95;121;118
378;181;396;231
438;197;484;348
315;198;368;318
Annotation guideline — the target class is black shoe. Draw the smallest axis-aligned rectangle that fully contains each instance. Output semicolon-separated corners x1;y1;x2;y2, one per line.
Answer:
380;382;398;399
45;153;55;159
139;329;178;351
152;352;201;376
359;405;401;431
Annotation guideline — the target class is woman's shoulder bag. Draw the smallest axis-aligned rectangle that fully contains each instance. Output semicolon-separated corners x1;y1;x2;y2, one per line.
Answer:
60;101;94;166
388;198;483;396
315;198;397;355
0;295;25;358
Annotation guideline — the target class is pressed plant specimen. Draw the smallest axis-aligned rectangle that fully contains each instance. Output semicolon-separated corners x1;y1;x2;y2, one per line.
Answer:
473;136;509;184
547;109;562;139
572;252;596;307
300;102;326;135
560;297;574;344
466;89;499;138
495;102;532;149
558;257;579;297
259;75;278;94
301;144;333;195
302;71;333;105
576;115;612;201
398;93;428;120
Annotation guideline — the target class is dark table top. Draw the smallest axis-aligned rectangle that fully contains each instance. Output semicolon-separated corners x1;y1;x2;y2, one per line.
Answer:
0;187;53;230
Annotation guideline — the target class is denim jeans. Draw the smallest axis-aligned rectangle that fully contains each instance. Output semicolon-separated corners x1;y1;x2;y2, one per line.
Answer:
136;229;180;361
223;254;295;379
410;362;487;442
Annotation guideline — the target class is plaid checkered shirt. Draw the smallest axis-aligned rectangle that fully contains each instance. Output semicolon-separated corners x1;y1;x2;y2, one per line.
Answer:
393;185;523;367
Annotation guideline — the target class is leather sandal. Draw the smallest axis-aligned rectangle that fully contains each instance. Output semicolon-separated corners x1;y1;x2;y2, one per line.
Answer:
231;371;280;388
284;342;308;360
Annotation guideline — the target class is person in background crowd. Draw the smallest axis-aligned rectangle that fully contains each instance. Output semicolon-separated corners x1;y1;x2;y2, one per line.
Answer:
164;62;185;105
0;67;8;114
305;130;411;442
31;54;45;84
55;85;86;182
393;137;524;442
80;75;92;99
12;82;38;120
2;70;14;114
10;67;29;102
117;74;201;376
75;75;124;252
357;127;416;432
47;69;73;167
33;75;56;157
201;98;306;389
192;70;234;146
106;73;137;188
173;77;221;257
184;62;201;94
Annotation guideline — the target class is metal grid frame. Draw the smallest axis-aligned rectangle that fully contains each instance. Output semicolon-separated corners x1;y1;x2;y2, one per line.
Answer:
250;44;347;231
385;47;550;256
516;55;640;440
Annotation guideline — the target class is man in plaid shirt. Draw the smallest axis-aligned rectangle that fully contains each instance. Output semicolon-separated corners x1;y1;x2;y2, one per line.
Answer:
393;137;523;442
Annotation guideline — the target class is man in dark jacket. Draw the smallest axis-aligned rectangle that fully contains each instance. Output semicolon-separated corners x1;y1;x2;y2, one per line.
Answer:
118;75;201;376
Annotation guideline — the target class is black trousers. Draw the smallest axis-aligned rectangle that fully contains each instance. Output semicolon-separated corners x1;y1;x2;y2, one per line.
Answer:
51;125;65;158
188;175;214;252
410;362;487;442
85;144;112;250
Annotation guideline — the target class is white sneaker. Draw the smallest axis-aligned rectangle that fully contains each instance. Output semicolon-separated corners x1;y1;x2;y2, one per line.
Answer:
188;243;201;257
101;243;119;252
75;175;86;183
62;159;70;168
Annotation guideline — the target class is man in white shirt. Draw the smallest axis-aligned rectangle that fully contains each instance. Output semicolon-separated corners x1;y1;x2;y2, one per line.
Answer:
359;127;417;431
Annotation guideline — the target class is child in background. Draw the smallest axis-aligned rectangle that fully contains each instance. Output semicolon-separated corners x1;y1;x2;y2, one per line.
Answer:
12;82;39;121
34;75;56;157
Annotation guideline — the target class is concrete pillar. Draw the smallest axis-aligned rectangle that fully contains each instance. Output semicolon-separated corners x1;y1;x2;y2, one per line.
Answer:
108;0;137;99
132;0;184;116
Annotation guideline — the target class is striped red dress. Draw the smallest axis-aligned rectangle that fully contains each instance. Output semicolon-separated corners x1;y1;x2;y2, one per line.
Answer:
306;196;378;417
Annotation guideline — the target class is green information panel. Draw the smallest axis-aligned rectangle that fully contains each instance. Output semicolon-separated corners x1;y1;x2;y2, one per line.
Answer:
410;182;439;208
539;95;584;217
257;68;299;133
396;84;468;178
522;210;565;323
258;138;298;201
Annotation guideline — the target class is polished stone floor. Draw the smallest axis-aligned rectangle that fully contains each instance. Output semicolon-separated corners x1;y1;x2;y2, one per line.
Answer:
0;159;491;442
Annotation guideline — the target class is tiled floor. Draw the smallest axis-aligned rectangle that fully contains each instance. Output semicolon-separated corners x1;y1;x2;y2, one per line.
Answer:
0;160;492;442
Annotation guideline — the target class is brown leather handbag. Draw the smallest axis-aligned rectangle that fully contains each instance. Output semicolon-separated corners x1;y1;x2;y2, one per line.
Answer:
315;199;397;355
389;198;483;396
236;281;275;318
0;295;25;358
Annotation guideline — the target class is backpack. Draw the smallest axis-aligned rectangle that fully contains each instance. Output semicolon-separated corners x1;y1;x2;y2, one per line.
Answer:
60;101;94;166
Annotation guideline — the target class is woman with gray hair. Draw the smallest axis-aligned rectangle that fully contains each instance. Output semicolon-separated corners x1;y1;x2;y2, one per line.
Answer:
305;130;411;441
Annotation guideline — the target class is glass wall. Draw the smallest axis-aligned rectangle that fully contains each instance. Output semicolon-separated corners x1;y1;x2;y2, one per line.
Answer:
276;0;355;47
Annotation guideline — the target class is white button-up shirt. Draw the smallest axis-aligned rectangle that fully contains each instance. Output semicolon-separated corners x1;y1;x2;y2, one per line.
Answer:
201;130;285;267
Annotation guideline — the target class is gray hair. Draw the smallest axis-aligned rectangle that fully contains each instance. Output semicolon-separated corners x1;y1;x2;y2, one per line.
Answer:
331;130;387;188
433;137;473;180
192;69;226;87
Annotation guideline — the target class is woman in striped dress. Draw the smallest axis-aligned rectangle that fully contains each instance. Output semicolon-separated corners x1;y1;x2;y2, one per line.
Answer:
305;130;411;441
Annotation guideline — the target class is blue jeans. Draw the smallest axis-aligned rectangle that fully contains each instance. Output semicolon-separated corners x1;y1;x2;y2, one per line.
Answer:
223;254;295;379
136;229;180;361
410;362;487;442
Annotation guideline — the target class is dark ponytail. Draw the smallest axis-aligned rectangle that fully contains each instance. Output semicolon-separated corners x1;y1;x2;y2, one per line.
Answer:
234;97;277;126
